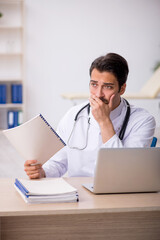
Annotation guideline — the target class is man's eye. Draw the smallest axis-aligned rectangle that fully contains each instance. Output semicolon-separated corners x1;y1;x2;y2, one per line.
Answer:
91;83;97;87
104;85;113;89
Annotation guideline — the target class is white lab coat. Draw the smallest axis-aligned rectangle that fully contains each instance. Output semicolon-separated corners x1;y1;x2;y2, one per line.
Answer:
43;98;156;177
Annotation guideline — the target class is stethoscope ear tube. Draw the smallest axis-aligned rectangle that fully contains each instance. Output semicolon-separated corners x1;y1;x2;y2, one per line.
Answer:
119;99;130;140
74;103;90;121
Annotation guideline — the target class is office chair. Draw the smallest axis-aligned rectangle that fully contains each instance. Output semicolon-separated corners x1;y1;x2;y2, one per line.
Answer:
151;137;157;147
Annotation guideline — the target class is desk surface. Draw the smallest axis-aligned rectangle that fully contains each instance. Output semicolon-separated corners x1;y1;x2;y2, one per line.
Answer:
1;177;160;217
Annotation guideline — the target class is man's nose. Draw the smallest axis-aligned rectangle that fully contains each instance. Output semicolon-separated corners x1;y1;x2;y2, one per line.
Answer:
96;86;104;98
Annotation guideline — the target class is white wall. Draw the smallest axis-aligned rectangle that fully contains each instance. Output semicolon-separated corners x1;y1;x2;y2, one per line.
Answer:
24;0;160;127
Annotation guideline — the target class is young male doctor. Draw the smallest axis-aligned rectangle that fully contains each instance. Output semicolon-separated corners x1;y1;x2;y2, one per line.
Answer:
24;53;156;179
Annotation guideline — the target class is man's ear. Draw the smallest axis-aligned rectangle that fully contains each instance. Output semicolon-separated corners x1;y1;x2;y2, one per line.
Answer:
120;83;126;95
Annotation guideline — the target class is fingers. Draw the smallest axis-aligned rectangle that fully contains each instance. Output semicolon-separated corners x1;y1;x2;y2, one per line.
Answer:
25;168;42;179
24;159;37;166
28;172;41;179
108;94;115;110
26;168;45;179
90;95;110;111
24;163;41;171
24;160;42;179
89;94;116;119
24;165;42;174
90;95;102;107
90;94;115;108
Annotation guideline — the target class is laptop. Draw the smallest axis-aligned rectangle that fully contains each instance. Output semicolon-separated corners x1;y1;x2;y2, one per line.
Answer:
83;148;160;194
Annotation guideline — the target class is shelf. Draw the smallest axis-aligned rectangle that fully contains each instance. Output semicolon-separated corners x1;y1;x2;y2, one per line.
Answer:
0;0;23;3
0;0;24;130
0;25;23;29
0;77;23;83
0;52;23;56
0;103;23;109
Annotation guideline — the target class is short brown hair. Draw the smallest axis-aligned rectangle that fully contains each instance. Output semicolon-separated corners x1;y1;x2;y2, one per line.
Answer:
89;53;129;89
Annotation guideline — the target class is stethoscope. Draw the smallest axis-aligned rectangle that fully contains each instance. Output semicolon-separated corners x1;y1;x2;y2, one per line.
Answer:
67;98;130;150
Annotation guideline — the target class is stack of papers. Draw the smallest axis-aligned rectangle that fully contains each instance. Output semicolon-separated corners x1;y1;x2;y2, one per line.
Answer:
14;178;79;204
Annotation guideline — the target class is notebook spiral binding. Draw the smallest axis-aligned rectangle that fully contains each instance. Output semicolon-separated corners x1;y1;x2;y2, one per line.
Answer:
39;114;66;146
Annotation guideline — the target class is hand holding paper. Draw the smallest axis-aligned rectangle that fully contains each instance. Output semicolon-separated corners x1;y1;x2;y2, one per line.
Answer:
24;160;46;179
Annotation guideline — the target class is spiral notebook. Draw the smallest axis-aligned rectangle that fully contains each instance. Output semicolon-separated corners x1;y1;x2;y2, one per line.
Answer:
3;114;66;164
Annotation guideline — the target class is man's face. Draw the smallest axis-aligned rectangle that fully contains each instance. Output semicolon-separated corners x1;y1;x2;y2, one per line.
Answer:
89;68;126;110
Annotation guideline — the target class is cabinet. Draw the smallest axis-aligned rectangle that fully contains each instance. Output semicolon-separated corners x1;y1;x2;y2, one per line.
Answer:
0;0;24;130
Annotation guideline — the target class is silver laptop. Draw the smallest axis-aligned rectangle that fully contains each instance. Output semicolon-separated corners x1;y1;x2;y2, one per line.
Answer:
83;148;160;194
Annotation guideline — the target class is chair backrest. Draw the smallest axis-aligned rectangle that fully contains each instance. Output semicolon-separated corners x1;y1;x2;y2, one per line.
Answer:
151;137;157;147
140;67;160;98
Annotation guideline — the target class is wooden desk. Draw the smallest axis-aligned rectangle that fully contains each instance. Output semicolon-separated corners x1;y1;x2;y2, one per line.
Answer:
0;177;160;240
